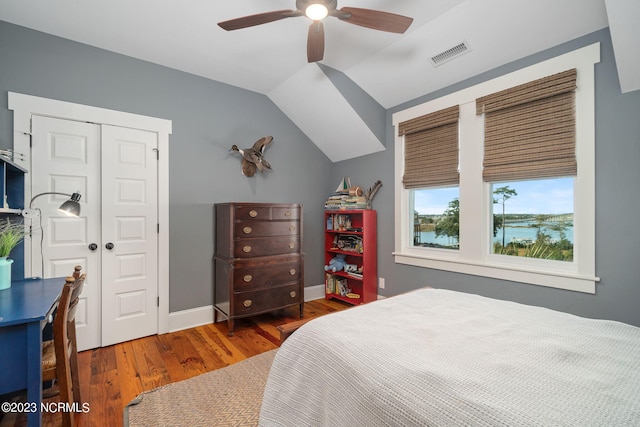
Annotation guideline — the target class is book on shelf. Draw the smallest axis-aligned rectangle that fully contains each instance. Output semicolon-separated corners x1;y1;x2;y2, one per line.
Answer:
326;213;352;231
336;278;350;296
324;194;349;209
325;274;335;294
325;274;355;296
324;196;367;210
324;188;369;209
343;196;367;209
327;213;365;232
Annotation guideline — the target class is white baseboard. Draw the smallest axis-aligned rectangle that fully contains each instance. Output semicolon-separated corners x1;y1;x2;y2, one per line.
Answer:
168;305;215;333
304;283;325;301
168;284;326;333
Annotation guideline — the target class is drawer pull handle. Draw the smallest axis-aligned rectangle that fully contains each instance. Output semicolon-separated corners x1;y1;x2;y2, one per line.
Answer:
243;275;252;282
243;226;252;234
289;225;296;232
243;299;252;307
289;243;295;249
290;291;296;298
249;210;258;218
289;268;296;275
243;245;252;253
284;211;291;217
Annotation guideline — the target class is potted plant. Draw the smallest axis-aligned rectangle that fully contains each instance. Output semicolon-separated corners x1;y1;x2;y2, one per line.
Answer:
0;218;26;290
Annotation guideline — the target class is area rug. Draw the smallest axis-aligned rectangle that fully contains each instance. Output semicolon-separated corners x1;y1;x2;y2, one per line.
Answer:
124;349;277;427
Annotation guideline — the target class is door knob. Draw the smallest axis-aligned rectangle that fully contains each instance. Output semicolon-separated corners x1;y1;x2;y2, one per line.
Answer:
105;242;115;250
88;243;98;251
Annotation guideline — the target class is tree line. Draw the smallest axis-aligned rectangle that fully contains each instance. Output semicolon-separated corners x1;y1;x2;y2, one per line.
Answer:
421;186;573;261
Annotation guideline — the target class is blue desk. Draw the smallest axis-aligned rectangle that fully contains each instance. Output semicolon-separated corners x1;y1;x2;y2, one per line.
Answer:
0;277;63;427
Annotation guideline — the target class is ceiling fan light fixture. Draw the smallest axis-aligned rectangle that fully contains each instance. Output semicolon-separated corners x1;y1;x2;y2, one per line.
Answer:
218;1;414;62
305;3;328;20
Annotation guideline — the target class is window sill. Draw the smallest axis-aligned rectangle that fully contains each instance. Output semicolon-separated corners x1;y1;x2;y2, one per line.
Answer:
393;251;599;294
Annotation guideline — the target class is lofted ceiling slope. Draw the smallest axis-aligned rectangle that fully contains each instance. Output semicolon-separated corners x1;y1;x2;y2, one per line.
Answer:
1;0;631;161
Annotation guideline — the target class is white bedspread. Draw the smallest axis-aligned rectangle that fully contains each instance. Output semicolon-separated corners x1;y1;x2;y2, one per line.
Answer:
259;288;640;426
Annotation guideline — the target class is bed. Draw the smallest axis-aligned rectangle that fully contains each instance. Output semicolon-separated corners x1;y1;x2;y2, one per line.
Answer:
259;288;640;426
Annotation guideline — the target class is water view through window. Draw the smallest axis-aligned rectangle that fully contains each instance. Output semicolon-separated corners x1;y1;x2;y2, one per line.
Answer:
412;187;460;250
412;178;574;261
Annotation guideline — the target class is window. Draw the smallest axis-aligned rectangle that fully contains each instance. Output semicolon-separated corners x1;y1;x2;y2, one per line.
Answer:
490;178;573;261
393;44;600;293
412;187;460;250
399;105;460;251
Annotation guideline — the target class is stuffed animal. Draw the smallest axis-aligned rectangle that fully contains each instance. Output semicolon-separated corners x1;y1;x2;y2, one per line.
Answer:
324;253;347;272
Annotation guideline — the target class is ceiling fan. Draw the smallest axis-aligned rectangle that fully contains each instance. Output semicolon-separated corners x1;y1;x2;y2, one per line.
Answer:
218;0;414;63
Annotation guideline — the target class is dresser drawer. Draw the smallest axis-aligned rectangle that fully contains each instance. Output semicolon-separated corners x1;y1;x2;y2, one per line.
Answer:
272;206;300;220
233;283;302;316
233;237;299;258
233;258;301;290
234;205;301;221
234;221;299;238
234;206;271;220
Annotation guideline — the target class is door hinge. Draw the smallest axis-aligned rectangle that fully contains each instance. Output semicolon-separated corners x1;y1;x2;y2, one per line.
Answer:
153;148;159;160
157;223;160;234
157;296;160;307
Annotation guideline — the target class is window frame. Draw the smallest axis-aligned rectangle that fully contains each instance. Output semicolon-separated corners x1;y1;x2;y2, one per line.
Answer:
392;43;600;293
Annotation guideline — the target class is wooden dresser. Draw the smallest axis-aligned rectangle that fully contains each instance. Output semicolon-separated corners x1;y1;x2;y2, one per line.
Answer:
213;202;304;335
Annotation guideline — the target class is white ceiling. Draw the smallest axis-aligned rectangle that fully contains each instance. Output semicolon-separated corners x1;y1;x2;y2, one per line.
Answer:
1;0;630;161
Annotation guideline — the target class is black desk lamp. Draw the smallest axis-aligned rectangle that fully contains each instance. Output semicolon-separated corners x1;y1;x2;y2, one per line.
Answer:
20;191;82;278
22;192;82;218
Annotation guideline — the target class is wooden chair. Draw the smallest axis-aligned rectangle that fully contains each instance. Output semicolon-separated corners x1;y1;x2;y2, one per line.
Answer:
42;266;86;427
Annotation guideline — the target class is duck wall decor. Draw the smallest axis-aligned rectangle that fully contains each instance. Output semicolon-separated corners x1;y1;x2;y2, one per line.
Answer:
229;136;273;177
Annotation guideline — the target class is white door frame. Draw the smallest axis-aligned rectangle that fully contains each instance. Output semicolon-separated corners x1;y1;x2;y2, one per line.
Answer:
8;91;171;335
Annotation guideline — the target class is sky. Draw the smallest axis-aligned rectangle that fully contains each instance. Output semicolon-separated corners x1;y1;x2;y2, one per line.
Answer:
414;177;574;215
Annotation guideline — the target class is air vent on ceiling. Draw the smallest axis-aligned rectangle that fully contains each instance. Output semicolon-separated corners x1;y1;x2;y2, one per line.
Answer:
429;41;471;67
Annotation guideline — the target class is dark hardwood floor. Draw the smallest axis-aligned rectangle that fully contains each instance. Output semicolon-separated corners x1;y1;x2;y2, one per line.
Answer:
0;298;351;427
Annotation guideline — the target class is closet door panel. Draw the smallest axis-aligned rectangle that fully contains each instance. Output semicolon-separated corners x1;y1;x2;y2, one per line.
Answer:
100;125;158;347
30;115;102;351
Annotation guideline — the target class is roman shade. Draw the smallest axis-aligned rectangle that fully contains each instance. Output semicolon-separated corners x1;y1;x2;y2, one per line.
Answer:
398;105;459;188
476;68;577;182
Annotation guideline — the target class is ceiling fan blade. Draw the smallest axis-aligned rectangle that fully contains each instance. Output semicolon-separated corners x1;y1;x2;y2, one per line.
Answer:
307;21;325;63
337;7;413;34
218;10;299;31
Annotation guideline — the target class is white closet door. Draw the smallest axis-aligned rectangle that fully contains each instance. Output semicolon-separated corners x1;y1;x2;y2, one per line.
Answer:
100;125;158;347
31;115;102;351
31;117;159;349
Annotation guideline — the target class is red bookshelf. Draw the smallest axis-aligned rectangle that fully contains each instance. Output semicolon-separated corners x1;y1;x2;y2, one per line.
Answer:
324;210;377;304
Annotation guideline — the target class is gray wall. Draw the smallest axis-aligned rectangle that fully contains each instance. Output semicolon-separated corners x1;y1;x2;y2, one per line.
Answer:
331;28;640;327
2;20;638;327
0;20;332;312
